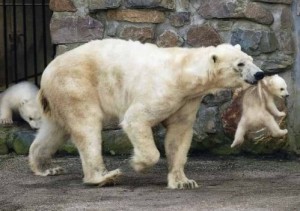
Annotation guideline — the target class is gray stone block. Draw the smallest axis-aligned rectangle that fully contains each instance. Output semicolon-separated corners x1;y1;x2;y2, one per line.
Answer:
187;24;222;47
50;14;104;44
89;0;121;10
124;0;175;10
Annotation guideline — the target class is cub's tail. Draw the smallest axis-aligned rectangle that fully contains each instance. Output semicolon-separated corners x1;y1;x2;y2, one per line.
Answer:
38;90;51;116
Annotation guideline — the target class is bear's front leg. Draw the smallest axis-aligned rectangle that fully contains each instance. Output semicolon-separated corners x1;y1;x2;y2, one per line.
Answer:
164;123;198;189
122;104;160;173
163;99;200;189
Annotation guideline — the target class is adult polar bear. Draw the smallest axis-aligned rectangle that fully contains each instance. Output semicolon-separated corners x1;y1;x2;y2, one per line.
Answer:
29;39;264;189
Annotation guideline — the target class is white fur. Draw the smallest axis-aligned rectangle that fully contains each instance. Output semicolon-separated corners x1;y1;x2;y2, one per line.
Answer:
29;39;264;189
0;82;42;129
231;74;288;148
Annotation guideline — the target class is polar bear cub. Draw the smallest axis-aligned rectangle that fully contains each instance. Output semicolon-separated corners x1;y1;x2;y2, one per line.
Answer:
231;74;288;148
0;81;42;129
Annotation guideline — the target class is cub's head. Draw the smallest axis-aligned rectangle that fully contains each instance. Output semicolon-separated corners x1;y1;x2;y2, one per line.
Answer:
209;44;264;87
263;74;289;99
19;99;42;129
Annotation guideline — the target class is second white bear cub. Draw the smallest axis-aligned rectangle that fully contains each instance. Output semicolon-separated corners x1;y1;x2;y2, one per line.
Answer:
0;81;42;129
231;74;289;148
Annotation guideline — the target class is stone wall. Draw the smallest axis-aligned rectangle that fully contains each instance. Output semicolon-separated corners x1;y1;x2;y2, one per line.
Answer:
44;0;296;155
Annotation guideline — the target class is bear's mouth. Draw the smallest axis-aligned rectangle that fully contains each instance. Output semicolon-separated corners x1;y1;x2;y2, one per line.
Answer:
244;79;257;85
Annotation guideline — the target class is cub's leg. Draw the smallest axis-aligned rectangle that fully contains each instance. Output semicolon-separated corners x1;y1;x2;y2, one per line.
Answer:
262;112;288;137
0;101;13;124
163;99;200;189
29;119;67;176
67;103;121;186
122;104;160;173
231;116;248;148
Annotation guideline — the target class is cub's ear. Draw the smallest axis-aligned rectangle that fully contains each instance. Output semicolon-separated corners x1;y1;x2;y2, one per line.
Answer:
211;54;217;63
20;99;28;106
264;76;274;86
234;44;241;50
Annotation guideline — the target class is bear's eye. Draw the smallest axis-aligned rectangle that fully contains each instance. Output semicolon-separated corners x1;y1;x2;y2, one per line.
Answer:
280;88;284;91
237;63;245;67
29;117;33;121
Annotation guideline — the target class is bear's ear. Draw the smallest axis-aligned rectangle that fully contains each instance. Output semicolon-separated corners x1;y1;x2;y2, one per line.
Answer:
234;44;241;50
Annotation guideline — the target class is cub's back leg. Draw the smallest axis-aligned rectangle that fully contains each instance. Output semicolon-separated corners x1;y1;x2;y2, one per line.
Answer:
29;119;67;176
231;116;249;148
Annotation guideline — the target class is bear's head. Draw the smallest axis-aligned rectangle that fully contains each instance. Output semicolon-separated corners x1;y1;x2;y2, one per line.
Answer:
209;44;264;87
263;74;289;99
19;99;42;129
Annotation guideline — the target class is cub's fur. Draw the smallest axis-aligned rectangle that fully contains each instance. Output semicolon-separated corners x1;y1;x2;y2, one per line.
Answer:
0;81;42;129
29;39;264;189
231;75;288;148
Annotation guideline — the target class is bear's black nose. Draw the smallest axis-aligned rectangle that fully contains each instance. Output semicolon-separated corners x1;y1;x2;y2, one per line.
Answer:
254;72;264;80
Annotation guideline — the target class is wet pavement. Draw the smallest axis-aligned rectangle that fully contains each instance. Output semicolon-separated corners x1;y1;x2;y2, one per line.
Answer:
1;154;300;210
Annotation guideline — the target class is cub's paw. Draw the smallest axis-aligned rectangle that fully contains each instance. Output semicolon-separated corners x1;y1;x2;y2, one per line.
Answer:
0;118;13;124
280;129;288;136
168;179;199;189
84;169;122;187
277;112;286;117
272;129;288;137
231;139;244;148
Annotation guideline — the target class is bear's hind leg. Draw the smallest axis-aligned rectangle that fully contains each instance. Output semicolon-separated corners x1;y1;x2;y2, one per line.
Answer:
67;105;121;186
70;125;121;186
29;119;67;176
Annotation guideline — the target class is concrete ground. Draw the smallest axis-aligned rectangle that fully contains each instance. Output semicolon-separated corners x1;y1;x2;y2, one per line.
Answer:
1;154;300;210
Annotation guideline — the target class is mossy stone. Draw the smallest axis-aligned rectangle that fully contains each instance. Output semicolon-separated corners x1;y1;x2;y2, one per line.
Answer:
59;141;78;155
102;130;132;155
9;130;35;155
0;127;10;154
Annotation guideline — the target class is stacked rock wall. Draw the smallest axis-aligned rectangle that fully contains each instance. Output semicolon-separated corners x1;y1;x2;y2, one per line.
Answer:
43;0;296;155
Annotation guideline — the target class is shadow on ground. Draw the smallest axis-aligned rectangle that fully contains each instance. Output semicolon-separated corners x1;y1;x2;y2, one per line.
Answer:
1;155;300;210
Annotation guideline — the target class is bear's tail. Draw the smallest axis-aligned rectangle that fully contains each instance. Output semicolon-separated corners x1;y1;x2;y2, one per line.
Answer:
38;90;51;116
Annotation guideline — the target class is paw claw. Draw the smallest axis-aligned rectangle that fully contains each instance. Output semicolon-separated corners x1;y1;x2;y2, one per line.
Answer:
169;179;199;189
84;169;122;187
35;166;66;176
0;118;13;125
